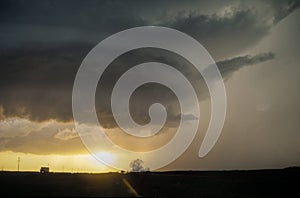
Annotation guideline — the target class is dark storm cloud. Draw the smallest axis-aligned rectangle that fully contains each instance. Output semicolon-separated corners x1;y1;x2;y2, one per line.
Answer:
0;0;146;49
164;8;270;59
96;50;274;129
162;0;299;59
0;43;91;122
0;45;274;127
0;0;295;125
1;0;297;54
270;0;300;23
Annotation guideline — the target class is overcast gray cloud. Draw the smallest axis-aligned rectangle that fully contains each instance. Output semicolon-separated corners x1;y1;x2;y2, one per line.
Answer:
1;0;298;57
0;0;295;124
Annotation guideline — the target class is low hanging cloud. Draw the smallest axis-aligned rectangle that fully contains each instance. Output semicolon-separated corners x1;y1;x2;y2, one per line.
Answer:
0;47;275;129
212;52;275;80
0;106;5;120
96;50;275;129
0;119;85;154
54;128;78;141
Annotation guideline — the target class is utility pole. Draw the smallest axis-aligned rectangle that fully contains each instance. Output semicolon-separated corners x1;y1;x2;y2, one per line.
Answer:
17;157;20;172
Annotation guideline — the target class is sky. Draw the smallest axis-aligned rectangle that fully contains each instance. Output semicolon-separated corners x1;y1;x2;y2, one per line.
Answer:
0;0;299;172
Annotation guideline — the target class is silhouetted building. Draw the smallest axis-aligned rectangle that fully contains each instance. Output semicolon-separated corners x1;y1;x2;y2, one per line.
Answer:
40;167;49;173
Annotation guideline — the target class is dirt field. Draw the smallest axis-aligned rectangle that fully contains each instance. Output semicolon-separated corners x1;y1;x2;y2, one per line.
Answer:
0;167;298;197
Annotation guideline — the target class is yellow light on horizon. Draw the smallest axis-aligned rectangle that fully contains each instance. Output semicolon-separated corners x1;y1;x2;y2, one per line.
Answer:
0;151;114;173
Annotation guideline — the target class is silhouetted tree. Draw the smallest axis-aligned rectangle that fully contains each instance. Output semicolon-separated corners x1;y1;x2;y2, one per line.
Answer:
129;159;149;172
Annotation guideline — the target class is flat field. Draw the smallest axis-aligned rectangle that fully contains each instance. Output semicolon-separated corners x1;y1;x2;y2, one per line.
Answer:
0;167;298;197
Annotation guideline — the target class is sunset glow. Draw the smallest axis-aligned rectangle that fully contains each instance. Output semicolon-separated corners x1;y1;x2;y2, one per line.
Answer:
0;151;113;173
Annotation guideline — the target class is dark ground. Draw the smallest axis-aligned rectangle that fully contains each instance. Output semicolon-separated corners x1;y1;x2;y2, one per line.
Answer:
0;167;298;197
